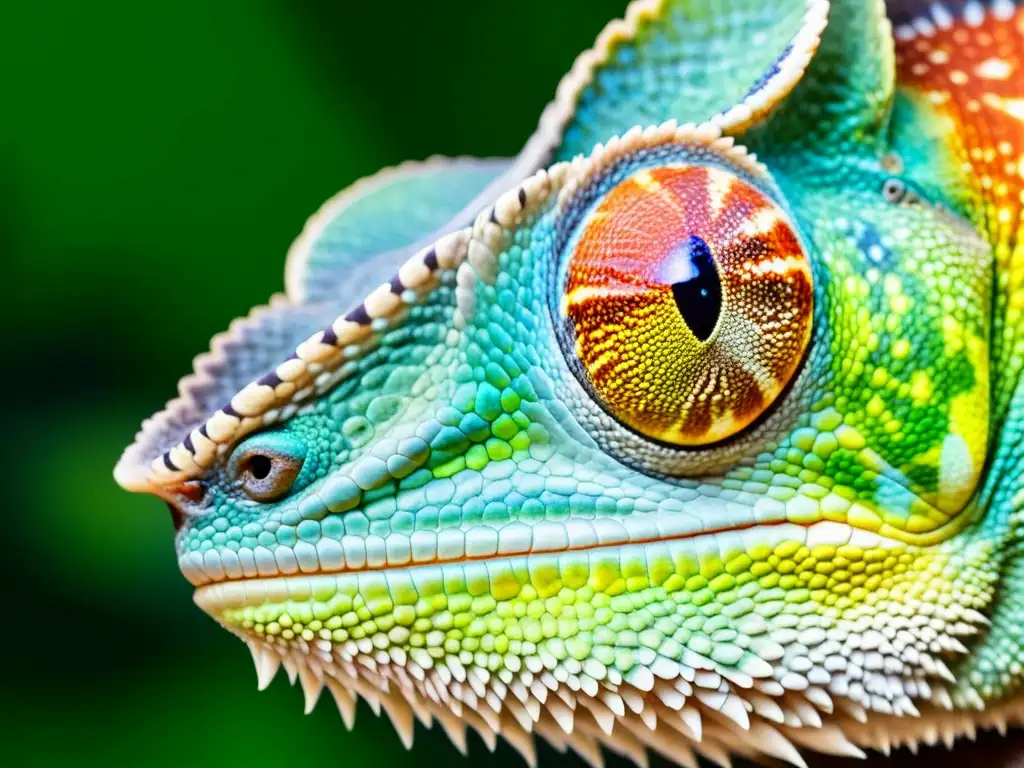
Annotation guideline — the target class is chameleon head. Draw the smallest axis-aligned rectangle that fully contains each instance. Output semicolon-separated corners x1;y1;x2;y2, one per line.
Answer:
114;1;1022;764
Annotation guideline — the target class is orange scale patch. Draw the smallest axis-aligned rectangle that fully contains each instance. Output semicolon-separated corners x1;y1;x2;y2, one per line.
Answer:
896;6;1023;416
897;8;1023;253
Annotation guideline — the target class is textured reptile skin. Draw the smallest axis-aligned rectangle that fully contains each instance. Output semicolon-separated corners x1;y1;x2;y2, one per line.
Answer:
115;1;1024;764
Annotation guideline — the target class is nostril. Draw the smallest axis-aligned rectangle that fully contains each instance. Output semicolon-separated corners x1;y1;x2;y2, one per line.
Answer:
176;480;206;503
162;481;207;531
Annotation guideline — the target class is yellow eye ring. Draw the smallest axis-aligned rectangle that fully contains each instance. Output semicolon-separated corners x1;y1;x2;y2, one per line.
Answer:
560;164;813;446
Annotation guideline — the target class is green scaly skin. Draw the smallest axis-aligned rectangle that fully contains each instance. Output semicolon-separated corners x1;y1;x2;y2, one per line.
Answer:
115;0;1024;764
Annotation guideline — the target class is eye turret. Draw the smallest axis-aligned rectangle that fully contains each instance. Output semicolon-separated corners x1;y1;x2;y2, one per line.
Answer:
560;163;813;446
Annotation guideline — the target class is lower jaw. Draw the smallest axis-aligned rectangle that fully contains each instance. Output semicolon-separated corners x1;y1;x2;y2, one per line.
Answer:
193;520;1002;764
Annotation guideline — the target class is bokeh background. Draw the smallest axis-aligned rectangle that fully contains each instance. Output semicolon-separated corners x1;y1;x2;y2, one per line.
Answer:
3;1;1022;766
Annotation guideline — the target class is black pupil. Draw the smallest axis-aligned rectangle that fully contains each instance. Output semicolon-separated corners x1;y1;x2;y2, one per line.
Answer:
670;234;722;342
247;454;273;480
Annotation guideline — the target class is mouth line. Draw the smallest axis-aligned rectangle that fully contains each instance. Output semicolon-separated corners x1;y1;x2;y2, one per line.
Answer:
191;517;911;603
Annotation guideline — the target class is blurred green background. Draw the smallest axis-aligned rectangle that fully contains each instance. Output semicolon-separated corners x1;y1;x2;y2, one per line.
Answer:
3;1;1021;766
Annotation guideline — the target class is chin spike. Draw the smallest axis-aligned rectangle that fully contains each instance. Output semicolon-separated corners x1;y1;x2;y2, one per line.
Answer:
747;691;785;724
476;698;502;732
803;686;833;714
430;703;469;755
941;725;957;750
678;705;703;742
407;690;433;729
465;709;498;752
281;655;298;686
534;719;569;754
677;748;700;768
601;691;626;716
297;662;323;714
783;694;821;728
504;697;534;732
716;693;750;730
835;697;868;723
654;684;686;711
324;677;357;730
662;736;701;768
638;704;657;731
620;688;645;715
362;691;381;716
692;739;732;768
586;698;616;735
566;731;605;768
993;714;1009;736
878;732;892;756
934;659;957;683
745;722;806;768
500;717;538;768
782;724;866;759
547;697;575;734
593;720;649;768
247;642;280;691
379;689;416;749
524;695;542;722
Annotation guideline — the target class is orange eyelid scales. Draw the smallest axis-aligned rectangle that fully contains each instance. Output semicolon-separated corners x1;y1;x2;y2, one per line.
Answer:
562;164;814;446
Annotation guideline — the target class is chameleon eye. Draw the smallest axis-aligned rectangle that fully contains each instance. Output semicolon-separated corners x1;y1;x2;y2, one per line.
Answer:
882;177;907;203
228;432;307;503
559;164;813;446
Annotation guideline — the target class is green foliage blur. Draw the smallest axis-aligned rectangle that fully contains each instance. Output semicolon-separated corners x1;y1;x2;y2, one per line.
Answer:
4;1;1021;766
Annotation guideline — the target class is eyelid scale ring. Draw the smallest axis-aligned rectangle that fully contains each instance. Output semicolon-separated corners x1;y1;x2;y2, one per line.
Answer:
227;431;309;503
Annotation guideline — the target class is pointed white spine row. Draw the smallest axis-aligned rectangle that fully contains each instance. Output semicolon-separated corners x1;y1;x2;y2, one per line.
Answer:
236;591;1012;768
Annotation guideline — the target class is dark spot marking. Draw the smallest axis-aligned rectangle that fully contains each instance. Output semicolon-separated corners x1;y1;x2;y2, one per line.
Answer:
183;433;195;454
321;327;338;346
857;224;895;268
258;371;282;388
424;248;438;270
163;453;179;471
345;304;372;325
518;188;527;208
389;274;404;294
744;43;792;98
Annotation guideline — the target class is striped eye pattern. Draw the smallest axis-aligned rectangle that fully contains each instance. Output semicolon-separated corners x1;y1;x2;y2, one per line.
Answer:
560;164;813;446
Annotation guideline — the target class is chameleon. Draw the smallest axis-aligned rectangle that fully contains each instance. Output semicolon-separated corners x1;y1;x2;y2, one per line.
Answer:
114;0;1024;764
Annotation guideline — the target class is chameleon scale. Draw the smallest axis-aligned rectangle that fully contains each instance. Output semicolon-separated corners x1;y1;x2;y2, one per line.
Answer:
115;1;1024;765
